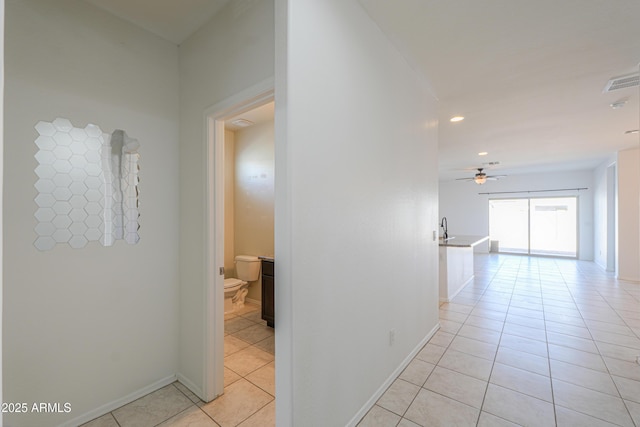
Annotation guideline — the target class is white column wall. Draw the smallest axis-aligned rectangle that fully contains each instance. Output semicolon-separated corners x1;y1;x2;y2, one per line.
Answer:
276;1;440;425
617;147;640;281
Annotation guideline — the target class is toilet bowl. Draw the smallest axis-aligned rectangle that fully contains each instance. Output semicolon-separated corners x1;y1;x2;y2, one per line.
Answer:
224;255;261;314
224;278;249;313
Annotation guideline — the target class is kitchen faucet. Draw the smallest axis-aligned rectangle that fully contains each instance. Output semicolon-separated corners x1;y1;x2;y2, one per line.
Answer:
440;217;448;240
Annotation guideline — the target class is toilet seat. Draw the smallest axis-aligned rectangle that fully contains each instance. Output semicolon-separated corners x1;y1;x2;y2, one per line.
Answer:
224;278;246;289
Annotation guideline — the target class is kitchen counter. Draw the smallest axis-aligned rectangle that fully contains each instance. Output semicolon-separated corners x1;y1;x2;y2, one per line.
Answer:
439;235;489;302
439;235;490;248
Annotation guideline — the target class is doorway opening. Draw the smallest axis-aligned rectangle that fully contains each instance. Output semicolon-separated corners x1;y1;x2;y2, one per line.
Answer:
489;196;578;258
203;80;274;403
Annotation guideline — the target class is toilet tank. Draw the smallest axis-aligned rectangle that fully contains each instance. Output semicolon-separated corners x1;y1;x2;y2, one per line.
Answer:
234;255;261;281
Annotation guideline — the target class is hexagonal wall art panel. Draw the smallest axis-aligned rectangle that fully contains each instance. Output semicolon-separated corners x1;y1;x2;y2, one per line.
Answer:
33;118;140;251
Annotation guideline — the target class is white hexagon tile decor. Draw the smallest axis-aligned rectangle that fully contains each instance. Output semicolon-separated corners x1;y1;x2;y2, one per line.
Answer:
33;118;140;251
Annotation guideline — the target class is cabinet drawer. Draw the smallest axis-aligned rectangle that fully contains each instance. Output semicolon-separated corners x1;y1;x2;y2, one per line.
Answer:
262;260;274;277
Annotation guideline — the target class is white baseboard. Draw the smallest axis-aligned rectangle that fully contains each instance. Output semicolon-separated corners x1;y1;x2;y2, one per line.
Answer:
176;373;204;400
245;297;261;306
346;323;440;427
57;374;177;427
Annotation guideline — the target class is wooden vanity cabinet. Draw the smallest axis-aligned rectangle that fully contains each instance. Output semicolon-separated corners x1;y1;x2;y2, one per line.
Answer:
261;259;275;327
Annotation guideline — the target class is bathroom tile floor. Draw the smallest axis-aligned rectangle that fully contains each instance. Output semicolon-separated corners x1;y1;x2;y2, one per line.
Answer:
359;254;640;426
82;303;275;427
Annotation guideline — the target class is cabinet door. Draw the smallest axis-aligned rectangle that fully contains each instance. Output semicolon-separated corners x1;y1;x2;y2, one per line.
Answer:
262;274;275;327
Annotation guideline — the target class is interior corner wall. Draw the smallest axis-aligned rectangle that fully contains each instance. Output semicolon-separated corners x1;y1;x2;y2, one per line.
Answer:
617;147;640;282
177;0;274;393
277;1;439;425
3;1;180;425
439;170;595;260
234;120;275;302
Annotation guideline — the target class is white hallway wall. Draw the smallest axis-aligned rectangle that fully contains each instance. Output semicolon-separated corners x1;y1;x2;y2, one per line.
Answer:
3;1;180;425
276;0;440;425
439;170;595;260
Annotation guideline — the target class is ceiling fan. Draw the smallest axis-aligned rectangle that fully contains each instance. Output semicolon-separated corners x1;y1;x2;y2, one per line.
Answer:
456;168;506;185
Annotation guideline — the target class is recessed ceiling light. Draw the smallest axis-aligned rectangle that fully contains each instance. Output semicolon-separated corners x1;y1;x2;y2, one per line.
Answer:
478;152;488;156
230;118;254;128
625;129;639;134
450;116;464;123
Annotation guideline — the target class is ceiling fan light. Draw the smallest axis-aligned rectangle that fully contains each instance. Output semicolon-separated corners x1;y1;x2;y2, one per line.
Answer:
474;176;487;184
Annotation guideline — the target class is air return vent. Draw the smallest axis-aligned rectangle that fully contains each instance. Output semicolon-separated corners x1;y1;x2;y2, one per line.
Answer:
603;72;639;92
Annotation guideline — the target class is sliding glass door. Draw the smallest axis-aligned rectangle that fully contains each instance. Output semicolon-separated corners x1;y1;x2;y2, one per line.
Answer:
489;197;578;258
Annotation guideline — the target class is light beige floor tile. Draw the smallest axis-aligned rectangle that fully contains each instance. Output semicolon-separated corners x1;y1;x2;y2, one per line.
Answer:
499;333;548;357
612;375;640;403
477;411;520;427
239;310;265;324
80;413;120;427
357;405;402;427
232;324;274;345
224;366;241;387
440;302;474;315
201;379;273;427
495;346;549;376
423;366;488;409
224;345;274;377
552;379;634;427
625;399;640;426
502;322;547;342
439;319;463;334
376;379;420;416
245;361;275;396
585;318;636;336
554;405;620;427
415;343;446;364
437;348;493;381
603;356;640;381
224;317;256;334
505;313;545;329
545;321;592;339
439;309;469;323
590;329;640;349
547;331;599;353
396;418;420;427
234;303;260;316
112;385;193;427
404;388;479;427
224;334;251;357
428;330;455;347
448;336;497;361
550;359;619;396
237;400;275;427
482;383;555;426
156;406;219;426
548;344;607;372
457;324;501;345
544;312;586;328
399;358;435;386
463;315;504;332
490;362;552;402
254;335;275;355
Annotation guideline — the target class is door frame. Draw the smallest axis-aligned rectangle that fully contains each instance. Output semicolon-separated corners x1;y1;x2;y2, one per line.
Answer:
202;78;274;401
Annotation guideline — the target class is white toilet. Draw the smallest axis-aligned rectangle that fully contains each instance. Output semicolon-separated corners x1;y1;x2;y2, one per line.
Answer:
224;255;261;314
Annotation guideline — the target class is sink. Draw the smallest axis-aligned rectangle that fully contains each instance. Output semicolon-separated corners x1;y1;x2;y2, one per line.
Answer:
439;236;456;241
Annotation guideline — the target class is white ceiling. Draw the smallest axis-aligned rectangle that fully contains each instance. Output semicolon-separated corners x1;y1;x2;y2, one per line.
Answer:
226;102;275;131
84;0;640;181
360;0;640;180
84;0;230;44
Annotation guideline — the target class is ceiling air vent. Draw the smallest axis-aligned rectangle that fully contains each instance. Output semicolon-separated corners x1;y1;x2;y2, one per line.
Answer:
603;72;640;92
